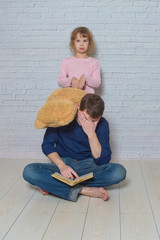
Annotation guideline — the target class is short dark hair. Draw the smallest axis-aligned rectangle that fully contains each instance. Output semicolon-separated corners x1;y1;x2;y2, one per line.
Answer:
80;94;104;119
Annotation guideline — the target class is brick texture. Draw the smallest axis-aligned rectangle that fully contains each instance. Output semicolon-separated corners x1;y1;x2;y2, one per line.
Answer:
0;0;160;160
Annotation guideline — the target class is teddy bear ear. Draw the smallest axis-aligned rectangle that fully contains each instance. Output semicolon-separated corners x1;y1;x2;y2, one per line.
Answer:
35;119;47;129
35;99;77;129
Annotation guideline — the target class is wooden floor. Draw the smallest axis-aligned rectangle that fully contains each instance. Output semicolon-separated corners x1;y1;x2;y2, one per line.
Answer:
0;158;160;240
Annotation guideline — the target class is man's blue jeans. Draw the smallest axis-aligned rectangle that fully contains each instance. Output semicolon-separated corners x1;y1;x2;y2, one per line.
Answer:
23;158;126;202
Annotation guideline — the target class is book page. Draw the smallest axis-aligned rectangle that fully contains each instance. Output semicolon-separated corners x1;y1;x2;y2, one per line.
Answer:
51;172;93;186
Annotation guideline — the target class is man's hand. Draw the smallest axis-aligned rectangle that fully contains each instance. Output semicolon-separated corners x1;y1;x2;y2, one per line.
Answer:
71;77;79;88
78;111;99;137
78;111;102;158
59;164;79;179
78;74;86;89
47;152;79;179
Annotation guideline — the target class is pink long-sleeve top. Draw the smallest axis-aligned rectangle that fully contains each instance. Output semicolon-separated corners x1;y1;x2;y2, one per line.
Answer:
58;56;101;93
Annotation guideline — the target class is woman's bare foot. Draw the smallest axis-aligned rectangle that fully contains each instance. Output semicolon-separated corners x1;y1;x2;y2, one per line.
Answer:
80;187;108;201
40;189;49;195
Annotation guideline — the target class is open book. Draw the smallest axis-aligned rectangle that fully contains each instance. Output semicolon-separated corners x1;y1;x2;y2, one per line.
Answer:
51;172;93;186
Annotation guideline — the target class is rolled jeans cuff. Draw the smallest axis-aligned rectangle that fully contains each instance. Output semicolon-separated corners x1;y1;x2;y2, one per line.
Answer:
68;185;83;202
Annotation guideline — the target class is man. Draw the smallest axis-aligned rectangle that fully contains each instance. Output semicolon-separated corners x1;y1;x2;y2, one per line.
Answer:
23;94;126;202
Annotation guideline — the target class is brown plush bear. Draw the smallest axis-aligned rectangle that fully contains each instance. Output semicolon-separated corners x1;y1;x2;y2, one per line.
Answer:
35;88;87;129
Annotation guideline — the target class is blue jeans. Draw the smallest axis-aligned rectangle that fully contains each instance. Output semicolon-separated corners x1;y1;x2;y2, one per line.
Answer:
23;158;126;202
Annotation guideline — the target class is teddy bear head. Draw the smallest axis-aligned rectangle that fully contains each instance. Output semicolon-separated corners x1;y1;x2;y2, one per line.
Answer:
35;88;87;129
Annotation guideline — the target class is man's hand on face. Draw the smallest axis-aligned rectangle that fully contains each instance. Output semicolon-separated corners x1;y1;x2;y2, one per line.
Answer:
60;164;79;179
78;111;100;138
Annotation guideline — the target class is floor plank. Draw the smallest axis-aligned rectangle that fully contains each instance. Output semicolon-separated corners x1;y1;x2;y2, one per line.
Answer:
0;158;29;199
140;161;160;236
42;195;89;240
82;186;120;240
119;160;151;213
121;213;159;240
4;191;59;240
43;212;86;240
56;195;89;213
0;158;46;199
0;159;160;240
0;178;36;239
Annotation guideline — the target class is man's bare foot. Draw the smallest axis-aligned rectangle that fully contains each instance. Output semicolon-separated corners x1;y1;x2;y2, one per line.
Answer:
80;187;108;201
40;189;49;195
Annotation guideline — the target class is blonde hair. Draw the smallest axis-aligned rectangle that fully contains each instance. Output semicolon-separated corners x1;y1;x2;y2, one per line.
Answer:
69;27;95;54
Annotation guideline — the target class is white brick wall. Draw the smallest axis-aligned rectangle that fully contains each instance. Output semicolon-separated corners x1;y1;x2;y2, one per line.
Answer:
0;0;160;160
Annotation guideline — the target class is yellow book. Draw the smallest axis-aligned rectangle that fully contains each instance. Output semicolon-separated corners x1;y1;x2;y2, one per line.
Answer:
51;172;93;186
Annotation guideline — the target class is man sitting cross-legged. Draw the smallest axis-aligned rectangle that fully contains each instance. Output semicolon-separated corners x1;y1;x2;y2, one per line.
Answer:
23;94;126;202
